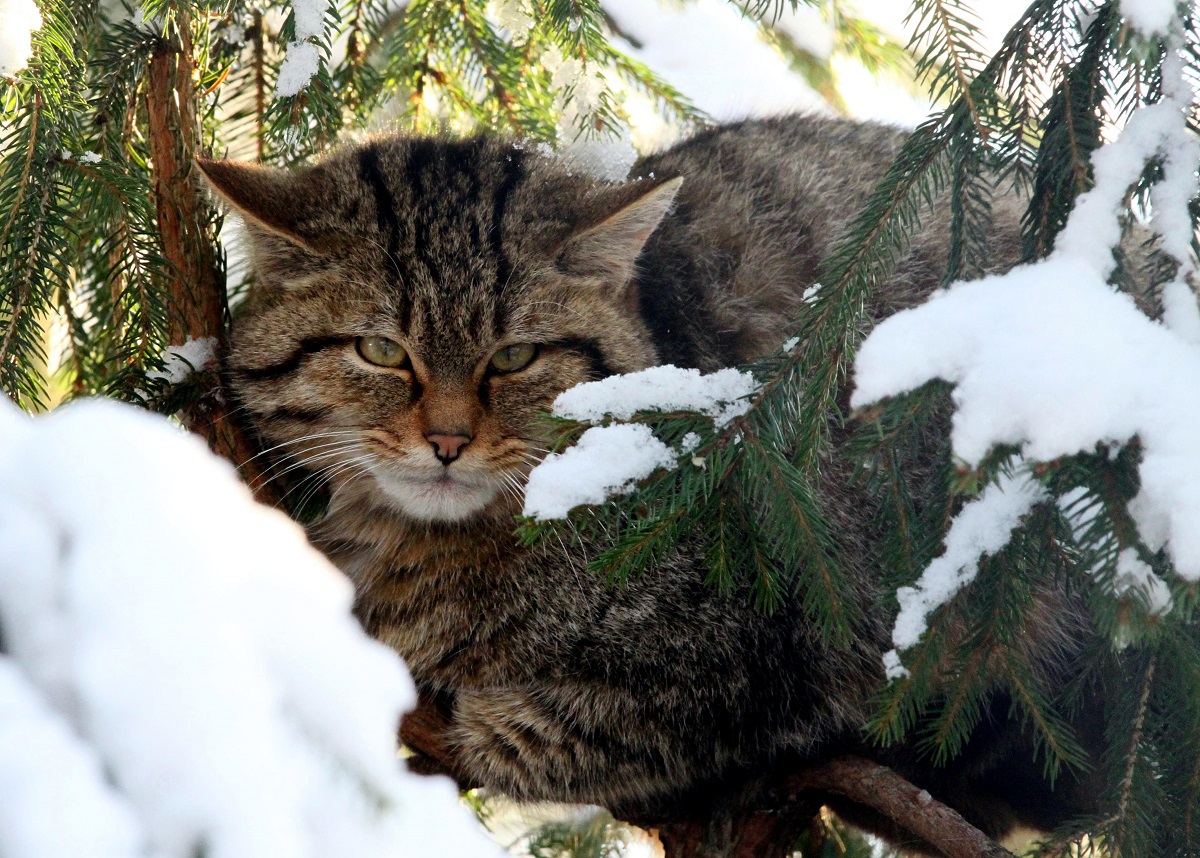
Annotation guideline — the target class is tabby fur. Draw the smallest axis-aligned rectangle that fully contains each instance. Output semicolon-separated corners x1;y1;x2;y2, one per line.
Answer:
200;114;1100;843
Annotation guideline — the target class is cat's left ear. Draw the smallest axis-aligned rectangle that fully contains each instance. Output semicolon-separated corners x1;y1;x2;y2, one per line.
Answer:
559;176;683;286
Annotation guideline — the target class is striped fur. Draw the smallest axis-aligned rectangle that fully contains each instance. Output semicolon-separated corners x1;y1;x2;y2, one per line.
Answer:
202;115;1099;840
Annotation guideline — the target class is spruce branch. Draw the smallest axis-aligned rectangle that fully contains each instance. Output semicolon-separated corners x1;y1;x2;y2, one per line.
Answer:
0;94;39;249
1105;654;1157;858
0;0;95;406
907;0;986;133
1021;2;1114;260
457;0;524;134
0;179;53;406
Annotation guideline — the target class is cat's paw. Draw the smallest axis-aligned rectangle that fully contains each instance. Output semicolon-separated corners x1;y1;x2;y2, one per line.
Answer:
451;686;581;801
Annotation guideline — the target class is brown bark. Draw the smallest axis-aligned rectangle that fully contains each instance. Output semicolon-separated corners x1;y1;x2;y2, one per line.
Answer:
788;757;1016;858
398;693;1014;858
144;16;275;503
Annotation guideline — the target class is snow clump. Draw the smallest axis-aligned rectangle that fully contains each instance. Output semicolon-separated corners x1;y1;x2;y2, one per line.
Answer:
524;423;677;520
553;364;759;427
523;365;758;520
0;0;41;76
0;397;498;858
882;468;1047;679
146;336;218;385
276;0;328;97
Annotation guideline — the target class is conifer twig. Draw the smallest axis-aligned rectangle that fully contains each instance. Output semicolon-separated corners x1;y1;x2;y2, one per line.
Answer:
0;181;51;403
0;94;39;249
1108;655;1157;856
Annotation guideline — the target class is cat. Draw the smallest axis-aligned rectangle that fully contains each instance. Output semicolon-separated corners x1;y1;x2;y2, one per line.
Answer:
198;114;1103;849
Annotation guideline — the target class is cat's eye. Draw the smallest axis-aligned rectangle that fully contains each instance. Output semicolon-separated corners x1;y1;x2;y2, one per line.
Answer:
489;343;539;373
357;336;408;368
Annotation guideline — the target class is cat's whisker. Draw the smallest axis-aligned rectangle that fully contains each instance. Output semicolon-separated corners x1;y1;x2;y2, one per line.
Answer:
280;453;375;510
254;437;366;483
237;430;362;469
260;445;362;484
252;433;363;466
248;445;361;476
256;436;360;463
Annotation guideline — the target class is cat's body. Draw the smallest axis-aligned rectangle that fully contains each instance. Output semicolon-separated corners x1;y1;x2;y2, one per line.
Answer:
202;115;1098;843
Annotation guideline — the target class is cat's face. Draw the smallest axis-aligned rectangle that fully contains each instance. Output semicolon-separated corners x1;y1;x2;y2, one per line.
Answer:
201;138;679;524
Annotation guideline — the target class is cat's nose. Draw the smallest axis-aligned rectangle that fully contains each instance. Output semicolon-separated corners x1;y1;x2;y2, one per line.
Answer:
426;432;472;465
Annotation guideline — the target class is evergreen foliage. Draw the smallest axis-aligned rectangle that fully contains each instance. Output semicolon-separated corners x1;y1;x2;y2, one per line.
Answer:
523;2;1200;854
3;0;1200;855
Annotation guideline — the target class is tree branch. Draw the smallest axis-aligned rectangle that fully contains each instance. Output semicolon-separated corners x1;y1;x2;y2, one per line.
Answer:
397;692;1014;858
788;756;1016;858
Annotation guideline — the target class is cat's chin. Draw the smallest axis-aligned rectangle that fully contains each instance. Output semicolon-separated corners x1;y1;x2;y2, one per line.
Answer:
366;469;502;523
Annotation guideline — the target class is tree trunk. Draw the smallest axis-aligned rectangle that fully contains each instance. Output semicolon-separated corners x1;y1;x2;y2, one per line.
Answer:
145;14;276;503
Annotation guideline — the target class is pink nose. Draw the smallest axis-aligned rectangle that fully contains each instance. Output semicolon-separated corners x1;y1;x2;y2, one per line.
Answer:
426;432;471;464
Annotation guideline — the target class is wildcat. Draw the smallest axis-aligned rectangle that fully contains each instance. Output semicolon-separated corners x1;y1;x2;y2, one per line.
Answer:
199;114;1102;848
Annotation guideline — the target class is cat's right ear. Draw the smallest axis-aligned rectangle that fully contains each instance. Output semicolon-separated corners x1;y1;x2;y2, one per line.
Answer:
195;158;340;255
559;176;684;287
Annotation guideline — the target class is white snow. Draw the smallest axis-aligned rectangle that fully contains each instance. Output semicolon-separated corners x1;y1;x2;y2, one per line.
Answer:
62;150;103;164
853;3;1200;663
538;44;640;175
883;469;1046;678
1057;489;1173;618
0;0;40;76
1113;547;1173;617
523;365;759;519
0;397;499;858
277;40;321;98
552;364;759;427
561;136;640;183
147;336;218;384
603;0;826;149
276;0;328;97
487;0;534;36
855;255;1200;584
291;0;326;41
0;659;144;858
1119;0;1178;36
523;423;677;520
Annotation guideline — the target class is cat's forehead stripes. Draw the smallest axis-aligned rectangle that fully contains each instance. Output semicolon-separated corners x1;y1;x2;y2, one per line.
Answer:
354;138;530;350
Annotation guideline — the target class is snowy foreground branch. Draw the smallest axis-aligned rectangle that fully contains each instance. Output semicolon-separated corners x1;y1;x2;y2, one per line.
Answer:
0;398;497;858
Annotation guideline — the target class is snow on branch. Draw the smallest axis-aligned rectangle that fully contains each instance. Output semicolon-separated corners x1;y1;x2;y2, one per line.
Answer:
146;336;217;385
853;7;1200;671
277;0;330;97
0;398;499;858
883;467;1047;679
0;0;41;76
523;365;758;520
